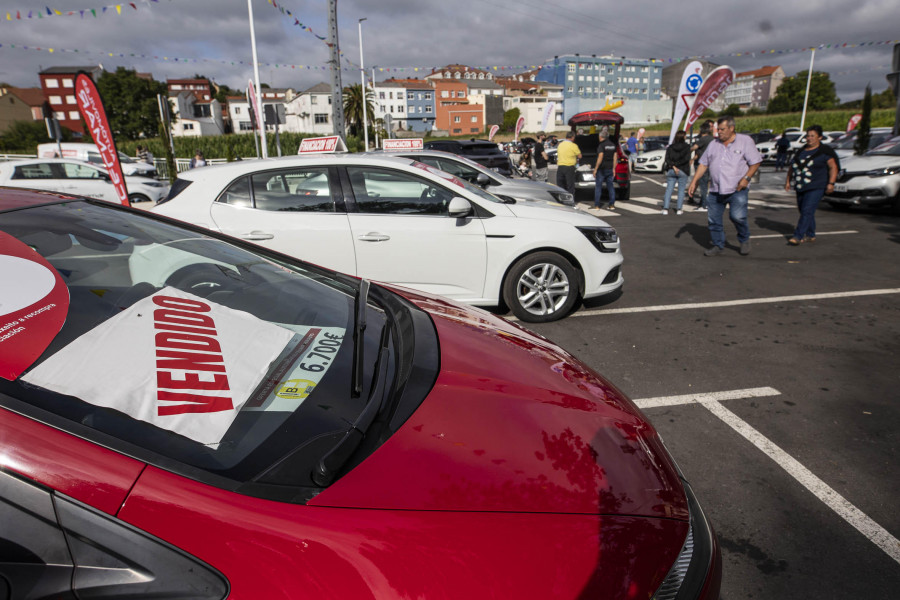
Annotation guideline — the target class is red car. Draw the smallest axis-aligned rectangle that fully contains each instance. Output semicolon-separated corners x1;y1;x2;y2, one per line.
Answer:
568;110;632;201
0;188;720;599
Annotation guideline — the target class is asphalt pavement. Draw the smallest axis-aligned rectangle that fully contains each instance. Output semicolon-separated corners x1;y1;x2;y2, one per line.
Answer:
522;165;900;598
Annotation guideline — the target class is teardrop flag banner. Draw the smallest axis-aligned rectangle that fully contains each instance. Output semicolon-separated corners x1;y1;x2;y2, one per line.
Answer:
684;66;735;132
847;114;862;132
514;116;525;141
488;124;499;141
541;102;556;132
75;72;128;206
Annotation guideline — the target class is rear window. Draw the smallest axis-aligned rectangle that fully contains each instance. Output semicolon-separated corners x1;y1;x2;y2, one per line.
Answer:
462;143;502;155
158;177;193;205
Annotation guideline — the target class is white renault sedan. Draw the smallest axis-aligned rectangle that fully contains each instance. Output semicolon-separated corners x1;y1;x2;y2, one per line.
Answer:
0;158;169;204
153;154;623;322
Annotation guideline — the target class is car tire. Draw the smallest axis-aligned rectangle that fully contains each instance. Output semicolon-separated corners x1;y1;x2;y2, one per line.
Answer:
503;252;580;323
129;193;150;204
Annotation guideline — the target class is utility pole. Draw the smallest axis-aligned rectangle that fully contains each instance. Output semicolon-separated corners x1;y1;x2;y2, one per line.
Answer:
799;48;815;132
358;18;368;150
247;0;268;158
327;0;345;138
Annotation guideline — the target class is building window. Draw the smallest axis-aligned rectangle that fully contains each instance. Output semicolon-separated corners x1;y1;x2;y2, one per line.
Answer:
62;78;73;87
65;95;76;104
424;92;432;100
441;90;449;98
314;114;329;124
457;91;465;98
183;123;194;130
235;106;241;114
311;96;318;104
54;111;65;120
454;116;461;123
453;128;462;133
567;86;573;93
68;111;79;120
425;106;432;113
398;105;404;113
239;121;253;131
470;116;477;123
49;96;62;105
567;64;576;72
407;92;414;99
45;78;59;88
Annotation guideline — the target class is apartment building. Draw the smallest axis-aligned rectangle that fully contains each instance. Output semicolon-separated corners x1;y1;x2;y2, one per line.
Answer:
38;66;103;135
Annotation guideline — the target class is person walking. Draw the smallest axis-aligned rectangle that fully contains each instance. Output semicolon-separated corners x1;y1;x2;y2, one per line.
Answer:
689;120;714;211
774;131;791;172
592;129;618;210
687;116;762;256
625;131;639;172
533;132;549;182
661;130;691;215
784;125;839;245
189;150;207;169
556;131;581;196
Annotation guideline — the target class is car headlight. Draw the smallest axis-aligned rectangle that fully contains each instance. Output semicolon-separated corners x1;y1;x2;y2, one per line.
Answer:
867;166;900;177
649;156;662;161
550;191;574;205
577;226;618;252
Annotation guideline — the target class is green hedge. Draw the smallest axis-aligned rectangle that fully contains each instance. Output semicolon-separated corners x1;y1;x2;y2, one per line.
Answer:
116;132;363;160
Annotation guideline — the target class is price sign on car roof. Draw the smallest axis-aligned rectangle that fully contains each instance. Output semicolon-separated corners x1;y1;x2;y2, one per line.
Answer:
298;136;348;154
383;139;424;150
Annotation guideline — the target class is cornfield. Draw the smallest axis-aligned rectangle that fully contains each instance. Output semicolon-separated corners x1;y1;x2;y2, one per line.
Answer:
117;133;363;160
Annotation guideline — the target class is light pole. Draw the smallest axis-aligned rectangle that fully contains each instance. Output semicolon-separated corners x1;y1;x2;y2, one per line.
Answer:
247;0;267;158
358;18;368;150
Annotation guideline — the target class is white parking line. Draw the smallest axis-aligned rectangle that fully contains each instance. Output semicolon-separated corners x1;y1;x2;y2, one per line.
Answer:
572;288;900;318
633;388;900;565
703;400;900;566
752;230;858;239
633;387;780;409
636;175;666;187
614;200;661;214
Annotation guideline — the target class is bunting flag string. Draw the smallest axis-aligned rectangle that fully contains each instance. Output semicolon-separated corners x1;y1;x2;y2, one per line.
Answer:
2;1;157;22
264;0;359;70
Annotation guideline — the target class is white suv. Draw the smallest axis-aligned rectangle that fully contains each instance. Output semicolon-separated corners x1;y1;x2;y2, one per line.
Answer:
153;154;623;322
826;135;900;212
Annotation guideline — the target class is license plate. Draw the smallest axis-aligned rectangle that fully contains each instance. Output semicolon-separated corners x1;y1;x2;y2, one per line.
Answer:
833;183;847;193
582;174;595;182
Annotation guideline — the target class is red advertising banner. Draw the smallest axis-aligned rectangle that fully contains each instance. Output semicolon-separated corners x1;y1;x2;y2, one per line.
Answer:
685;66;735;131
847;114;862;132
75;72;129;206
247;79;263;131
514;116;525;140
488;125;499;141
0;232;70;380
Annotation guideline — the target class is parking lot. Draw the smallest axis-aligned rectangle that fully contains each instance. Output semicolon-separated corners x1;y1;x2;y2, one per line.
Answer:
521;166;900;598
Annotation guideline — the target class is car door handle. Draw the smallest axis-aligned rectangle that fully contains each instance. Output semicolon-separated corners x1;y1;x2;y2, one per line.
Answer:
357;232;390;242
240;231;274;240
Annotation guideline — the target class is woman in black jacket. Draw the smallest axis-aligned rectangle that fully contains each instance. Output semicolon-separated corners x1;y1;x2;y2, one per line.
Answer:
661;130;692;215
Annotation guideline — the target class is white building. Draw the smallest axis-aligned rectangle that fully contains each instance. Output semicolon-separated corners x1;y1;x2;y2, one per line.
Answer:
283;83;333;135
169;92;224;137
372;81;408;131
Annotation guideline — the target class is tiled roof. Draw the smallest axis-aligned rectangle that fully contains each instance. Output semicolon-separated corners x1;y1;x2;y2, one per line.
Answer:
303;82;331;94
7;87;46;106
736;65;781;79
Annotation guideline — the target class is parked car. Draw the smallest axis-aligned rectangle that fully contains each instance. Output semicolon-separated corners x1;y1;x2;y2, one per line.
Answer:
423;139;512;176
0;187;720;599
153;154;622;322
566;111;631;200
370;148;574;205
830;127;894;160
0;158;169;204
758;131;846;163
826;135;900;212
37;142;157;178
633;140;669;173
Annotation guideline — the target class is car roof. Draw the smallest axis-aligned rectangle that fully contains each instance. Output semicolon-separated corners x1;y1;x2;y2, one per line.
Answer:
174;153;419;180
0;186;76;212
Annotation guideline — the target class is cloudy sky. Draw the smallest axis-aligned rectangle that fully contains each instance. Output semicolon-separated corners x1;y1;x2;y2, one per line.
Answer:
0;0;896;103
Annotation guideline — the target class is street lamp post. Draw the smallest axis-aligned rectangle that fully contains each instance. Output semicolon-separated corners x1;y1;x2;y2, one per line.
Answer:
358;18;368;151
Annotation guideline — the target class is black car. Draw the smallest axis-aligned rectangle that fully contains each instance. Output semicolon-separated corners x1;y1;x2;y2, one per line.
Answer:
423;139;512;177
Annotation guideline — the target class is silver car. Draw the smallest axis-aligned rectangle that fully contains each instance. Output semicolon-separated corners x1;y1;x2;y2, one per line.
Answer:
371;148;575;206
826;135;900;212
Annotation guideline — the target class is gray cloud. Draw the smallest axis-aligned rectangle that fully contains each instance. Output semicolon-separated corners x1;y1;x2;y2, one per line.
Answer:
0;0;894;103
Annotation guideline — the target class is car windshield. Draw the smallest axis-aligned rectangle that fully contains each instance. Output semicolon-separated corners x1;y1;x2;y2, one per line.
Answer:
832;131;893;150
406;160;506;204
867;136;900;156
0;200;397;490
117;152;136;163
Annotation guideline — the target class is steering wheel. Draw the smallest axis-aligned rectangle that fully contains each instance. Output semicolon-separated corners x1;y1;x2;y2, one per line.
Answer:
163;263;234;298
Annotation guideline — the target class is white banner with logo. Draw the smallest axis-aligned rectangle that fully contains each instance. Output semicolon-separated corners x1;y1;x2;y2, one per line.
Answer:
22;288;294;445
541;102;556;132
669;61;703;145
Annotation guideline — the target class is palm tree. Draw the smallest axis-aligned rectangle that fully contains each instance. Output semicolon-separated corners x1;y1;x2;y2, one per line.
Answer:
343;83;375;139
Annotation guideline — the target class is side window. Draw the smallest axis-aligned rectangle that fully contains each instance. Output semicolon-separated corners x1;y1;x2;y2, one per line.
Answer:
435;158;481;183
217;176;252;208
60;163;104;179
87;152;104;165
346;167;454;216
12;163;56;180
250;168;335;212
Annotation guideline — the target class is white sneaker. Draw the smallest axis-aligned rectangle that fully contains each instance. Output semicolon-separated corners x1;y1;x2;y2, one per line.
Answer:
696;207;707;212
676;210;684;215
660;209;668;215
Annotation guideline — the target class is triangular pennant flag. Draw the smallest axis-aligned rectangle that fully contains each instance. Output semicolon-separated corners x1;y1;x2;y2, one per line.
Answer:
91;8;96;16
116;5;122;15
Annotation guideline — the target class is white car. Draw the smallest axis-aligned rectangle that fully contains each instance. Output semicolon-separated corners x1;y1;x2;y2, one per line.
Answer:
152;154;623;322
826;135;900;212
829;128;894;161
0;158;170;204
37;142;157;178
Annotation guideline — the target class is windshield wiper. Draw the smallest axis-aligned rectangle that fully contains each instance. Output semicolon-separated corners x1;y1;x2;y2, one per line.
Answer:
350;279;370;398
312;325;391;487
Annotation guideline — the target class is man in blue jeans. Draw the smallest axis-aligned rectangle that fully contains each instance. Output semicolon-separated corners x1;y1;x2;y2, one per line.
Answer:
687;116;762;256
592;129;618;210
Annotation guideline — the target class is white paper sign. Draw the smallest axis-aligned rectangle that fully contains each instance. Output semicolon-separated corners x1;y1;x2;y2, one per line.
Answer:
22;287;294;445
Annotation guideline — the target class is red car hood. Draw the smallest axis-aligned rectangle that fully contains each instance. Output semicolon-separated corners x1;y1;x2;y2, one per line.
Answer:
312;289;688;520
